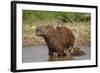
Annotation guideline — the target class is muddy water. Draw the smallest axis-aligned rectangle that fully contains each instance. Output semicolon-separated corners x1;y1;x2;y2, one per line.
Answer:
22;46;90;63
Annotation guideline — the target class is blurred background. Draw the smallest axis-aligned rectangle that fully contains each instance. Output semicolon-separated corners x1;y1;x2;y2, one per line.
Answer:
22;10;91;48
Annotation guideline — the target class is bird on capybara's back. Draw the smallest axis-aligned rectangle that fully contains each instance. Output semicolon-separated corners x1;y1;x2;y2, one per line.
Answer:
36;25;75;57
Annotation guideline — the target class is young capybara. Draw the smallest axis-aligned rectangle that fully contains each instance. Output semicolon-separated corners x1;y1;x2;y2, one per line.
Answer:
36;25;75;57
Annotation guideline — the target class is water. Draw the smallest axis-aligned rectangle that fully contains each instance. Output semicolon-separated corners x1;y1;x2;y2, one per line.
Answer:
22;46;48;62
22;45;90;63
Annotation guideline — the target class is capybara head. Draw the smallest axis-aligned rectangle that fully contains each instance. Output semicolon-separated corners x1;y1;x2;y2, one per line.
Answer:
36;25;53;36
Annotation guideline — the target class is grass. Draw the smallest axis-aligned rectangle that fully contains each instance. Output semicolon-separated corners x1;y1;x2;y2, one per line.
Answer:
66;22;91;46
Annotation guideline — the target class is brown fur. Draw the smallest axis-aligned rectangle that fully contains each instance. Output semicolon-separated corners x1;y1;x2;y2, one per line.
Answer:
56;26;75;48
36;25;75;57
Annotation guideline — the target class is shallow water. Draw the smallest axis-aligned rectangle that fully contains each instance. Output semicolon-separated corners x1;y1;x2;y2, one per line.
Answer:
22;45;90;63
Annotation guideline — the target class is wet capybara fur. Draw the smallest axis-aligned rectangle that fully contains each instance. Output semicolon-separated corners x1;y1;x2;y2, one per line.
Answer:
36;25;75;57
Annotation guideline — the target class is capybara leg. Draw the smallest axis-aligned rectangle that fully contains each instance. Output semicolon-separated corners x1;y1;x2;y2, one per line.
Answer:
65;49;71;56
48;49;53;56
63;52;66;56
69;47;74;54
57;51;65;57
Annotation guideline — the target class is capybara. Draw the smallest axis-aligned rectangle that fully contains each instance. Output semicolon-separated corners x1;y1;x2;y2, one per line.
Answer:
36;25;75;57
56;26;75;48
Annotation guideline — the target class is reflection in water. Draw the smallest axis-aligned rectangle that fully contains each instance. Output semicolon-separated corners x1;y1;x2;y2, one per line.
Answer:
22;46;90;63
48;56;74;61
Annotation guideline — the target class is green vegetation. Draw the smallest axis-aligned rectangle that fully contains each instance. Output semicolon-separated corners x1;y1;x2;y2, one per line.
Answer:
23;10;90;25
22;10;91;47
